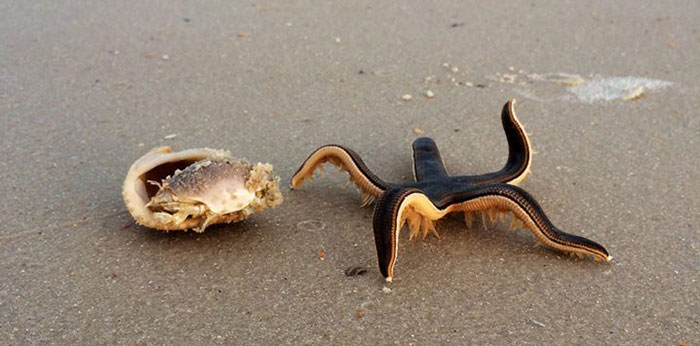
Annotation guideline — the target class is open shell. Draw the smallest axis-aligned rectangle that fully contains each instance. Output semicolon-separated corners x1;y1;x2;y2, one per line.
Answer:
122;146;283;232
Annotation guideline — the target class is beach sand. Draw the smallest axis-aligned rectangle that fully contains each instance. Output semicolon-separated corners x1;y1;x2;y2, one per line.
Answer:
1;1;698;344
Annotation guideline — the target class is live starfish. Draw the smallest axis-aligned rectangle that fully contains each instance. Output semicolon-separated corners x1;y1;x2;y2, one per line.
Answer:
291;100;611;282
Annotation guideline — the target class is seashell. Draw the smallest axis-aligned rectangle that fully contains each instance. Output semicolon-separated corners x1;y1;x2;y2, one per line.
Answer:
123;146;283;232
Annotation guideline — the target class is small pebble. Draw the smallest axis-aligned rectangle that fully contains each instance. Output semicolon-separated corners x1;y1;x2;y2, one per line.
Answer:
451;66;459;73
442;62;449;68
335;37;341;43
414;127;424;135
622;86;645;100
425;90;435;98
163;134;177;139
382;286;392;293
508;66;516;71
500;74;516;83
161;54;169;60
402;94;412;101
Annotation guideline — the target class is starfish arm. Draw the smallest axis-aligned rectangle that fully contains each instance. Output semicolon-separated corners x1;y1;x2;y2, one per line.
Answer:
374;183;611;281
453;99;533;186
412;137;450;182
372;187;425;281
436;184;611;262
291;144;388;197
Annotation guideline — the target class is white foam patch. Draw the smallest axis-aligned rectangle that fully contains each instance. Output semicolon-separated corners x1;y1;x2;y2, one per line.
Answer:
568;77;672;103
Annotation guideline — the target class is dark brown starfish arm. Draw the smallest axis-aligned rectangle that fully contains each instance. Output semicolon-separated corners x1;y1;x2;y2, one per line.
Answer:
412;137;450;182
372;187;423;281
436;184;611;262
453;100;532;186
291;144;389;198
373;184;611;281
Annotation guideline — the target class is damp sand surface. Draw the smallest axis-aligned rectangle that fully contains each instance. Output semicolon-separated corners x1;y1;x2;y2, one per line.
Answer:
2;1;699;345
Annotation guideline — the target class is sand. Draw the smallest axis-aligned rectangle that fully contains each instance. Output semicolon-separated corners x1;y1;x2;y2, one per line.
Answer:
1;1;698;345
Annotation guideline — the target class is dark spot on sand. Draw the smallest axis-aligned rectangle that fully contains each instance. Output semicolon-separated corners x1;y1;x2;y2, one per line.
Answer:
345;266;368;277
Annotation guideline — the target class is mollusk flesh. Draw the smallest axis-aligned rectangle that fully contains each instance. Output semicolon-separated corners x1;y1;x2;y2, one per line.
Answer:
123;147;283;232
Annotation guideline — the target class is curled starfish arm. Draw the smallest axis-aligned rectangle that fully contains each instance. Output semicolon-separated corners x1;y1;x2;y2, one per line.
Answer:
412;137;450;182
373;183;611;281
372;187;424;281
291;144;389;198
437;184;611;262
454;100;533;186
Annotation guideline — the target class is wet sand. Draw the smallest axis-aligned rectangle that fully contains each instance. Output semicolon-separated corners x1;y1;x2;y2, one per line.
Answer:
1;1;698;345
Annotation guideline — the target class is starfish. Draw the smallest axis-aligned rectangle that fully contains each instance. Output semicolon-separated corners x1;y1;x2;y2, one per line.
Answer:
291;100;611;282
